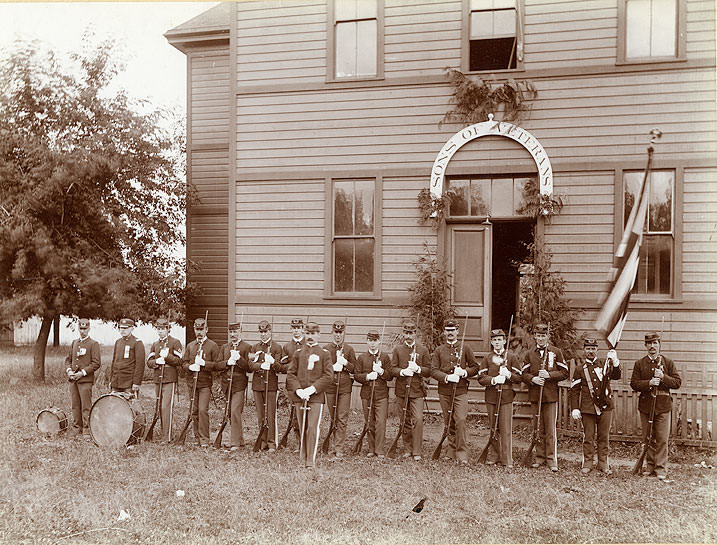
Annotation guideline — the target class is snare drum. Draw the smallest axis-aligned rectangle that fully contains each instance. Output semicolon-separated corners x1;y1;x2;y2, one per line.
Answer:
36;407;68;434
89;392;146;447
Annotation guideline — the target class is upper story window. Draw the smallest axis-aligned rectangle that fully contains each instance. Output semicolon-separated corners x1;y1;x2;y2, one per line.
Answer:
446;176;532;218
333;0;378;79
624;169;674;295
332;179;375;294
619;0;685;62
468;0;520;71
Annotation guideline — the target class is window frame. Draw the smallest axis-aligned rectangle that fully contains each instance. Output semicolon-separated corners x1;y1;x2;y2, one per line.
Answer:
445;175;534;220
324;176;382;300
327;0;385;83
462;0;525;74
614;166;683;301
617;0;687;65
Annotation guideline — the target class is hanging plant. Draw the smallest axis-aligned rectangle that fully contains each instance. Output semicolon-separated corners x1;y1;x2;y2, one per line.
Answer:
516;177;565;222
417;188;452;227
440;68;537;127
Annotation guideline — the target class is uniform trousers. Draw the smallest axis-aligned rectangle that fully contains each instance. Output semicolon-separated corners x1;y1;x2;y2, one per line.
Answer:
531;401;558;468
398;395;424;456
70;381;93;433
153;382;176;441
581;410;612;470
191;387;211;445
439;390;469;462
325;390;351;455
223;386;246;447
297;401;323;467
486;401;513;466
361;395;388;456
254;389;278;449
640;409;671;477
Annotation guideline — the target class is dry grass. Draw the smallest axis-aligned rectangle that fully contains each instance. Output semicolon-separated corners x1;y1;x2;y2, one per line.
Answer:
1;346;715;544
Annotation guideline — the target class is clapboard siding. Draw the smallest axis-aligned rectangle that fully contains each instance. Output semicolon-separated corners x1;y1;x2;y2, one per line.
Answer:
686;0;717;56
682;167;717;297
190;50;230;149
235;179;325;298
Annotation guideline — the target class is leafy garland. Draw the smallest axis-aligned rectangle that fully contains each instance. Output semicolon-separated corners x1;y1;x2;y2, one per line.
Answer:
515;177;565;223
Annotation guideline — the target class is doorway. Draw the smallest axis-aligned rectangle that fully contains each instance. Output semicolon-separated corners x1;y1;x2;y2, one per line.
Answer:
491;220;534;332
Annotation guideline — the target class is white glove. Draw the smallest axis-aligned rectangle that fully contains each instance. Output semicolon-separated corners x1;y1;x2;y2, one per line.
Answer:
606;349;619;367
296;388;309;401
499;366;511;378
66;367;73;376
337;353;348;366
571;409;582;421
260;361;271;371
492;375;506;385
538;369;550;379
305;385;316;396
446;373;460;383
227;357;236;367
532;376;545;386
251;351;261;363
408;360;420;373
649;377;661;387
194;354;205;366
366;371;378;381
307;353;319;371
189;362;201;372
156;357;166;366
333;361;343;373
372;361;383;373
400;368;414;377
454;366;467;378
264;353;275;365
654;368;664;379
159;347;169;359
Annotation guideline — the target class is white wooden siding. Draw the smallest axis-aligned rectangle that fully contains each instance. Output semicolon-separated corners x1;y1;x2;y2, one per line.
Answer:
682;167;717;297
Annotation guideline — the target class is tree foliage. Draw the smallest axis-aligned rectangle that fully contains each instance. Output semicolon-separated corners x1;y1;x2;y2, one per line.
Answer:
0;39;189;380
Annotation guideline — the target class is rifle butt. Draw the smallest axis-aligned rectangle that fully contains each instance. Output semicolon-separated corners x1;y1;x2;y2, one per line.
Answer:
213;422;227;448
522;441;536;466
321;428;333;454
632;446;648;475
173;418;191;445
431;434;447;460
253;426;267;452
144;416;158;442
352;428;367;455
477;443;490;464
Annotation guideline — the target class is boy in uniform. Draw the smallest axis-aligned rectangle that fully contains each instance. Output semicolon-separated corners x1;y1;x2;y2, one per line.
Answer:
146;317;183;441
110;318;145;394
65;318;101;436
323;320;357;458
217;322;252;450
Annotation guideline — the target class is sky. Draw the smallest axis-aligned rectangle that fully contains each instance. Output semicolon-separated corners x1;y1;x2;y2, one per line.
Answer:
0;1;219;114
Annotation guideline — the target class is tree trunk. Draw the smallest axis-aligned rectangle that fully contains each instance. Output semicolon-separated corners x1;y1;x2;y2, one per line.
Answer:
53;315;60;347
33;314;55;382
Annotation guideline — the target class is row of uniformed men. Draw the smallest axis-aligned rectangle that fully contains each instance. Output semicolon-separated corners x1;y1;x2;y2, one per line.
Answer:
64;316;680;474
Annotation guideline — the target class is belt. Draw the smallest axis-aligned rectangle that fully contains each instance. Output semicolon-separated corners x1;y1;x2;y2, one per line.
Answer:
656;392;670;397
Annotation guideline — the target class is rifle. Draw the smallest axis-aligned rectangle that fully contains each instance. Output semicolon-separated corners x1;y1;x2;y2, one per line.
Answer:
353;322;386;455
174;367;199;445
478;315;514;464
213;346;236;449
144;337;167;442
633;354;663;474
387;336;415;458
322;317;347;454
522;323;551;466
279;315;310;449
432;313;469;460
253;316;275;452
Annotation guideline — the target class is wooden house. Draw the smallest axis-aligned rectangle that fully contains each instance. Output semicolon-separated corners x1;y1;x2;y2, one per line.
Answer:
166;0;716;444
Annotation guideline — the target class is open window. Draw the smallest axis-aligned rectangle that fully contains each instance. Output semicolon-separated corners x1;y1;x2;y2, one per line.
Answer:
467;0;522;72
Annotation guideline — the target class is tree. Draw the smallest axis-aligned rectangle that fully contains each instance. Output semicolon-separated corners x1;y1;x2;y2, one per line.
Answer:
0;39;190;381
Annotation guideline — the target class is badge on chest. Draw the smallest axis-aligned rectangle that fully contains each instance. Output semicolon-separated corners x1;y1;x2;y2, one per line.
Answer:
78;347;86;357
124;345;131;359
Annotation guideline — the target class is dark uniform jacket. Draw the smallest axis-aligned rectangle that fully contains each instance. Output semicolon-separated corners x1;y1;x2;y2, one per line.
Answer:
569;357;621;414
478;350;522;405
522;344;569;403
354;351;392;401
146;336;183;384
286;344;333;404
630;355;681;414
390;343;431;398
181;338;221;389
431;341;479;396
111;335;146;389
217;340;252;393
323;342;357;395
65;336;101;384
282;337;306;366
249;339;284;392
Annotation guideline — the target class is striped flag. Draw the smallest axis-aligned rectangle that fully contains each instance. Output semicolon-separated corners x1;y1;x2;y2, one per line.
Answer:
594;136;658;348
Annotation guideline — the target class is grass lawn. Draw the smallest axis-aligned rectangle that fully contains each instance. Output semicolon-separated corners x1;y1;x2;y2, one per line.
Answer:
1;346;715;544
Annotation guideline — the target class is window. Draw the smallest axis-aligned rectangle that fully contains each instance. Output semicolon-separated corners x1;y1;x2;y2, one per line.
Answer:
619;0;685;62
446;176;533;217
468;0;520;71
333;0;378;79
624;170;674;295
332;179;375;293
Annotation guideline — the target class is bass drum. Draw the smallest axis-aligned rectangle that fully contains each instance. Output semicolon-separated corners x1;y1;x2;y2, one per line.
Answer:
89;392;146;447
36;407;68;434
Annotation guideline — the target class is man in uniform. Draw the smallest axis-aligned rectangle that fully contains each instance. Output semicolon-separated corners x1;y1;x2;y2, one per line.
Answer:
323;320;357;459
286;321;333;468
281;318;307;448
249;319;285;451
64;318;101;437
181;317;221;447
431;319;478;464
110;318;145;394
569;336;621;474
522;323;569;472
477;328;522;467
354;329;392;458
217;321;252;450
146;317;183;441
390;320;431;461
630;332;681;480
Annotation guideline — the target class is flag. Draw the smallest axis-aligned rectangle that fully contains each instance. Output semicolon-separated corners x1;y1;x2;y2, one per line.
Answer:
594;147;654;348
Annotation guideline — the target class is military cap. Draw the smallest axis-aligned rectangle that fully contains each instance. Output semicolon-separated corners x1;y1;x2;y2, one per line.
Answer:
644;332;661;343
444;319;458;330
305;321;320;333
228;322;241;331
490;329;506;338
402;320;417;333
367;329;380;341
78;318;90;328
193;318;207;329
258;320;272;332
332;320;345;333
154;318;169;328
290;318;304;327
533;323;549;334
119;318;135;328
583;337;599;347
